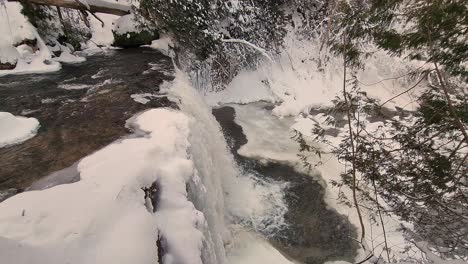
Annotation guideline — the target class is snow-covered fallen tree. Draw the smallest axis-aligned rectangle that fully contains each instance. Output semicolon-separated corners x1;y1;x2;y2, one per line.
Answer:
6;0;131;16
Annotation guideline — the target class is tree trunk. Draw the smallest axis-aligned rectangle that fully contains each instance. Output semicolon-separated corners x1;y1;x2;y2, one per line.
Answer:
9;0;130;16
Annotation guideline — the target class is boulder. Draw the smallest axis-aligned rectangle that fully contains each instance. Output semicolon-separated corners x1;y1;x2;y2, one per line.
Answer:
112;14;158;48
0;42;19;70
113;30;159;48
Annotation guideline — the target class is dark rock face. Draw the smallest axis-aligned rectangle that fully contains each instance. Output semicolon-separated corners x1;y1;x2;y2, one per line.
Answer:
113;30;159;48
0;48;175;192
213;106;358;264
0;61;17;70
13;38;38;48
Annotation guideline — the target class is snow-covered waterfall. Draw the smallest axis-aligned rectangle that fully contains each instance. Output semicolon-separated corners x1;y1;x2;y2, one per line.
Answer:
168;70;232;263
168;70;292;264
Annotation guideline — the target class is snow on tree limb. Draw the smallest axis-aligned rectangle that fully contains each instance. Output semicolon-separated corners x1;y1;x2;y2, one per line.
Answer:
221;38;274;63
7;0;130;16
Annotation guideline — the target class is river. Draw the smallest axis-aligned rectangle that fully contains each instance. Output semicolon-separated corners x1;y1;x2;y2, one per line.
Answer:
0;48;357;264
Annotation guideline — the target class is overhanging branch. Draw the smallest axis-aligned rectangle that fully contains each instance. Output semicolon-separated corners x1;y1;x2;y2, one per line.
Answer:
9;0;131;16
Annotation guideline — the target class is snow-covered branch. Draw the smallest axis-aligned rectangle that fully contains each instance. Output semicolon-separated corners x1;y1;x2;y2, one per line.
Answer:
221;38;274;63
7;0;130;16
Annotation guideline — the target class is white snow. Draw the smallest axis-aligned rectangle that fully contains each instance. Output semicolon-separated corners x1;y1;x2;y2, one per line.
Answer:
0;41;19;65
215;33;426;118
58;83;92;90
114;14;140;35
0;112;39;148
0;2;35;46
169;70;291;262
232;103;303;163
52;44;86;64
227;231;296;264
131;93;162;104
205;70;278;106
86;0;131;13
149;37;174;57
88;13;119;47
0;2;61;76
0;108;205;264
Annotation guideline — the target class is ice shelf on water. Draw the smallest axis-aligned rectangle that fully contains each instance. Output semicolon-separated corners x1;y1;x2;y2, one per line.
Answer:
0;112;39;148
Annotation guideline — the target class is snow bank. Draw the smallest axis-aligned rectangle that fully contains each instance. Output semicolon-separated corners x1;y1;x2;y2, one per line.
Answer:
0;2;35;46
88;13;120;47
51;44;86;64
0;2;61;76
227;231;295;264
0;108;205;264
0;112;39;148
0;41;19;65
205;70;278;106
149;37;174;57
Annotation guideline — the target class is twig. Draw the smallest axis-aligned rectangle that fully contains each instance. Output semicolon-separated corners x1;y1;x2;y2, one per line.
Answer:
221;38;274;63
379;70;432;108
88;11;104;27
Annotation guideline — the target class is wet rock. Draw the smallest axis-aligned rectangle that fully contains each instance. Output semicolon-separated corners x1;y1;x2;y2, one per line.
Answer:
14;38;37;48
0;61;17;70
156;234;166;263
0;188;19;202
14;38;39;53
113;30;159;48
143;181;160;213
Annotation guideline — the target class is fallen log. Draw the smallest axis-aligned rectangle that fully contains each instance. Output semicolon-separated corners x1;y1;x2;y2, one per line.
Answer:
8;0;131;16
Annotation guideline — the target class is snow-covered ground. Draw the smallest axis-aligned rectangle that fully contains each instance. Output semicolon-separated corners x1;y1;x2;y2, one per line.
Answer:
227;231;296;264
0;2;62;76
0;108;206;264
0;1;130;76
0;112;40;148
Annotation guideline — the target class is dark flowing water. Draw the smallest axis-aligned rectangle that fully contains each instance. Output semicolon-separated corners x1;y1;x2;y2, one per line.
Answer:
213;106;358;264
0;48;175;198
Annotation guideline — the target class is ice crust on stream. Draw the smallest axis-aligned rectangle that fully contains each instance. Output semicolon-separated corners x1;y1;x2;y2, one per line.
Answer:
0;112;40;148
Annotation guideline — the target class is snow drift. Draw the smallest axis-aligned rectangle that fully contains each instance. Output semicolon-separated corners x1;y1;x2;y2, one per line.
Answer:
0;108;205;264
0;112;39;148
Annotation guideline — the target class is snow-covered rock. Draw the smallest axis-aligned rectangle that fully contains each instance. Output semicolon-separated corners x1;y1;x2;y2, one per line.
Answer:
0;112;40;148
113;14;158;48
0;42;19;69
0;2;62;76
